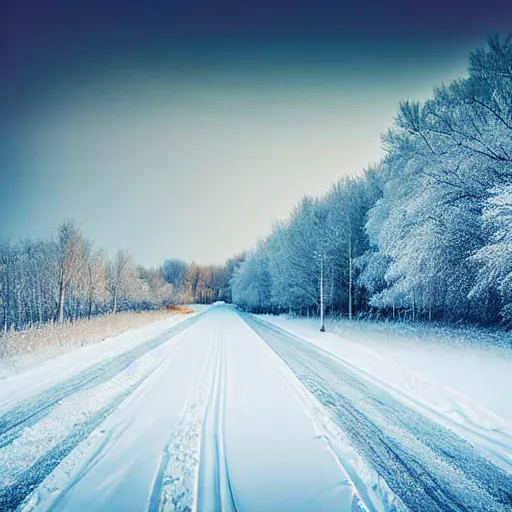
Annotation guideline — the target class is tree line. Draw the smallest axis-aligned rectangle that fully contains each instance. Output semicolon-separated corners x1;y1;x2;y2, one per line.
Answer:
161;255;243;305
231;35;512;328
0;221;238;334
4;36;512;332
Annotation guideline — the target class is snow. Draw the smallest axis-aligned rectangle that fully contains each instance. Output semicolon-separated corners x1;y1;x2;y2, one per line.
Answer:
4;305;368;511
217;308;360;511
32;323;207;511
0;311;202;411
2;306;512;511
261;315;512;470
339;325;512;423
247;314;512;510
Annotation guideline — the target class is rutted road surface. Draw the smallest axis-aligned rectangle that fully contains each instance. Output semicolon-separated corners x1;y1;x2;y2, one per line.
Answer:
0;305;511;511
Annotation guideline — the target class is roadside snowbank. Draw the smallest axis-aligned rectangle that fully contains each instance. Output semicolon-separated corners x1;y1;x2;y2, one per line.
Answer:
0;309;204;410
0;306;208;378
261;315;512;470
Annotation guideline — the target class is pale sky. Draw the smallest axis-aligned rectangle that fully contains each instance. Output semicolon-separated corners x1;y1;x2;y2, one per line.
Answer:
1;4;500;265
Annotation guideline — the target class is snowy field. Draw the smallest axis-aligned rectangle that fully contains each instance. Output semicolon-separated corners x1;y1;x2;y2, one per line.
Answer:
264;315;512;422
1;305;511;511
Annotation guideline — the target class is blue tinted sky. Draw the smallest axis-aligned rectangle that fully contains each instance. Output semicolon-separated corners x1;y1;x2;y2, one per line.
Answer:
1;1;511;265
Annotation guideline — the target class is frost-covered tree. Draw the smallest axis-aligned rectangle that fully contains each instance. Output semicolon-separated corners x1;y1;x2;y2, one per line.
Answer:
162;259;189;290
55;221;87;323
471;184;512;326
85;247;109;319
359;35;512;323
232;36;512;327
231;243;272;312
0;222;188;332
325;172;382;318
267;198;328;320
108;249;137;314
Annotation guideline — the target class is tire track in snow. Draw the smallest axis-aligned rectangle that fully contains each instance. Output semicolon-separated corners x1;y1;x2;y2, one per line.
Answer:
242;313;512;512
0;383;140;512
0;313;203;449
196;328;238;512
148;326;237;512
268;349;406;512
0;329;193;512
148;330;218;512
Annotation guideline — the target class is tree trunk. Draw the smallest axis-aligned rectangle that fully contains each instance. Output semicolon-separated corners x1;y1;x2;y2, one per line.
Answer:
74;295;80;322
57;266;65;323
348;234;353;321
30;286;37;326
2;305;7;336
320;256;325;332
16;287;23;331
112;293;118;315
38;284;43;325
330;269;334;313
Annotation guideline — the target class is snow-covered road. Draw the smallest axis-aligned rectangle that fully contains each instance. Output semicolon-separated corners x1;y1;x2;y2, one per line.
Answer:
1;305;511;511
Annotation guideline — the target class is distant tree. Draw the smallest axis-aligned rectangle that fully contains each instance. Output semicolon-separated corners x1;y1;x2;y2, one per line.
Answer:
0;240;15;333
231;245;271;312
55;221;87;323
85;246;109;319
108;249;136;314
162;259;189;289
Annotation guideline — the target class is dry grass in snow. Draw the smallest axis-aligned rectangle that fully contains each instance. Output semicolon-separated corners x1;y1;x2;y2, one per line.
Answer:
0;308;192;374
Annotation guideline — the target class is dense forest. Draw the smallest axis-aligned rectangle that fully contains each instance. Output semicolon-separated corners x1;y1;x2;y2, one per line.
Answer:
231;36;512;328
0;221;237;333
3;36;512;333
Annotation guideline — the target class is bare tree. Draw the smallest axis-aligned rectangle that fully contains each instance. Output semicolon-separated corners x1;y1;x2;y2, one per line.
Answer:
85;246;109;319
108;249;135;314
54;221;87;323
